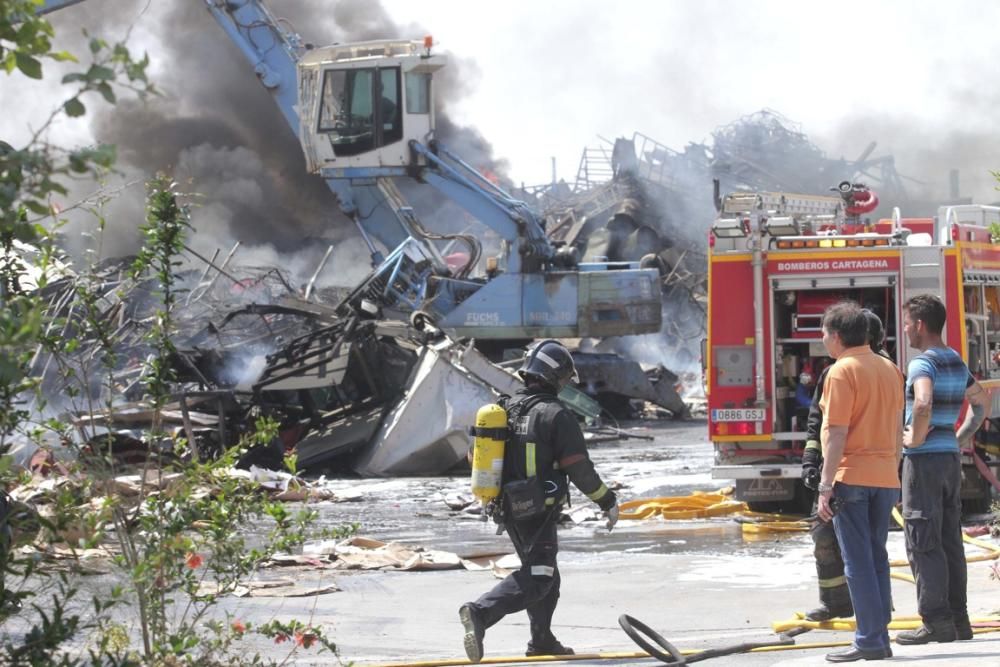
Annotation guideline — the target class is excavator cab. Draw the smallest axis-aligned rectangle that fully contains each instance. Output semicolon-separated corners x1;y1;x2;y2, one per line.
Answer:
298;39;445;173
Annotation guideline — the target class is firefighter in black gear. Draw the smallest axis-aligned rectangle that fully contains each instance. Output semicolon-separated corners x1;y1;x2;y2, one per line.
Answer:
801;309;888;621
459;340;619;663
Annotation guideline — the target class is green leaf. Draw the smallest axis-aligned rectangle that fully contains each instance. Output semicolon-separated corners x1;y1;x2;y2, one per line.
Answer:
96;81;116;104
64;97;86;117
61;72;86;84
50;50;78;63
89;37;104;54
86;64;114;81
93;143;116;166
14;52;42;79
23;200;50;216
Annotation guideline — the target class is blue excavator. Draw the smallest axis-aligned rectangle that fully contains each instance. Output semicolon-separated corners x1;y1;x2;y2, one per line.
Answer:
39;0;662;340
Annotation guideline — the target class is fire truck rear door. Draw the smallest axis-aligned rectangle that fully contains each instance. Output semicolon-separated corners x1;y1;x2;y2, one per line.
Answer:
900;245;945;369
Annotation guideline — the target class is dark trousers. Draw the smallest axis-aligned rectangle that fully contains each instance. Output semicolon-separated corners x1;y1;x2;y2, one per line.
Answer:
810;516;852;611
832;483;898;652
902;452;967;624
471;510;561;645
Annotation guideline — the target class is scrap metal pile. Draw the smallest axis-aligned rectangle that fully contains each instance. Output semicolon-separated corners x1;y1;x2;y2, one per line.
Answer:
523;109;915;375
13;239;692;481
13;248;493;476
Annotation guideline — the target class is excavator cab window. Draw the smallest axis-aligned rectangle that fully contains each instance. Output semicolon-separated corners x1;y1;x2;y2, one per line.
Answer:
379;68;402;144
318;66;402;156
405;72;430;114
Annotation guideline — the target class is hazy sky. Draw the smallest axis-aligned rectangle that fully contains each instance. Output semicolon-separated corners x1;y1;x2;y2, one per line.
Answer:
4;0;999;229
380;0;999;197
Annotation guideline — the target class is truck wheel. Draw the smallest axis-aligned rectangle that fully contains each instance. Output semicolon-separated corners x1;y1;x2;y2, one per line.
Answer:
747;483;814;515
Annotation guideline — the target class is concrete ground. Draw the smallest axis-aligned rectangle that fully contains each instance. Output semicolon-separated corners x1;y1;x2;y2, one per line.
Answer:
221;531;1000;666
217;420;1000;666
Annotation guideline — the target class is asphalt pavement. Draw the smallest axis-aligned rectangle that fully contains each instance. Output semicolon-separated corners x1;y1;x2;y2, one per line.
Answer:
221;420;1000;666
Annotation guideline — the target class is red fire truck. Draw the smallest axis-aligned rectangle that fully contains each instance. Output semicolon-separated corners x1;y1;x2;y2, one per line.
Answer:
706;183;1000;513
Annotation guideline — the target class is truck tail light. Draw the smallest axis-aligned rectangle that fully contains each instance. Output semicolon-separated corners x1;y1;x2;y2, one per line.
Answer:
951;223;959;242
708;231;716;248
713;421;756;436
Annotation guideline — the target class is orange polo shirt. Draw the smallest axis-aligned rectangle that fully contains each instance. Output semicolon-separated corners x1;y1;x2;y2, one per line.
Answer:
819;345;904;489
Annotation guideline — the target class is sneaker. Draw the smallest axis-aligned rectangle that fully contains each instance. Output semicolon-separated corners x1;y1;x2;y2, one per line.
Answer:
459;604;485;663
526;638;575;657
953;615;974;640
805;605;854;622
896;622;956;645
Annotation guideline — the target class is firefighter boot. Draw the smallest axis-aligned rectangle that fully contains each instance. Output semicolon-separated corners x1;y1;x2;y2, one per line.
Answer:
896;618;957;645
806;582;853;622
526;636;574;657
953;613;974;641
459;604;485;663
806;604;855;622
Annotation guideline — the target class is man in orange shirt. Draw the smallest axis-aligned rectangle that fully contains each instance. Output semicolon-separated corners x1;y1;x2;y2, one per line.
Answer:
817;301;904;663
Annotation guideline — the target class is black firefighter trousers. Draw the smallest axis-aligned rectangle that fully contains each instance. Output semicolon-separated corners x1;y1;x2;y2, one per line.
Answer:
469;509;561;646
902;452;967;624
810;516;853;612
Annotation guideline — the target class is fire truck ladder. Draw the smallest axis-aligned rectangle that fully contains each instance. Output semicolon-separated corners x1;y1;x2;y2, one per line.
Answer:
722;191;843;218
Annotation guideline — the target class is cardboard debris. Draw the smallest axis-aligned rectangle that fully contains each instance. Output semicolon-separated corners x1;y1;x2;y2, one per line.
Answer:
196;578;339;598
444;492;475;510
294;535;484;572
263;553;334;568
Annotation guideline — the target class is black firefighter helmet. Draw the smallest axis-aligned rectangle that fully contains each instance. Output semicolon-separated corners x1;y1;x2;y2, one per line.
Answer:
518;340;579;391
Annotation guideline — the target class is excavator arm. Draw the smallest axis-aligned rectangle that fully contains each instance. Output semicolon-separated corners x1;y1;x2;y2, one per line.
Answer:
35;0;663;339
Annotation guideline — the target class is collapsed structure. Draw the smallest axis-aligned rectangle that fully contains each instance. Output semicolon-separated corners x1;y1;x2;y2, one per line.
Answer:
516;109;927;380
14;244;695;478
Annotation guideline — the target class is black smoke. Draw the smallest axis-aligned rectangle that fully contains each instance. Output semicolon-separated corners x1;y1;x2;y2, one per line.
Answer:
45;0;510;262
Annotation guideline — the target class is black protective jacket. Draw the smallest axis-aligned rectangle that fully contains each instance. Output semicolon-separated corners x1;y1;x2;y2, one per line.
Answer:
805;365;832;449
500;387;616;512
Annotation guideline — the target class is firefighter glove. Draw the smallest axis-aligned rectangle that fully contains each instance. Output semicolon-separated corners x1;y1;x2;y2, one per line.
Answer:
605;504;619;533
801;446;822;491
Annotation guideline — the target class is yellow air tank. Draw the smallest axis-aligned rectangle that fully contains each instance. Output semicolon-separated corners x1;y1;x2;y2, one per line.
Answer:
471;404;507;504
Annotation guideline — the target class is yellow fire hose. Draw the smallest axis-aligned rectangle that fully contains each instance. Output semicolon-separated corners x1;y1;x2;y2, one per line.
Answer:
772;613;1000;634
618;492;746;521
617;489;812;534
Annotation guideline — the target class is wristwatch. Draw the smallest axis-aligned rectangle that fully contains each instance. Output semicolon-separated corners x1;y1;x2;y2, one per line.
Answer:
817;482;834;494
